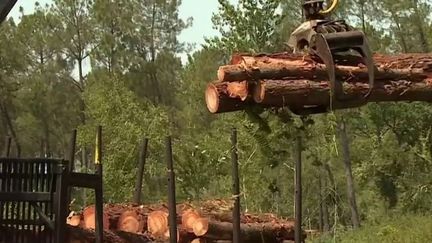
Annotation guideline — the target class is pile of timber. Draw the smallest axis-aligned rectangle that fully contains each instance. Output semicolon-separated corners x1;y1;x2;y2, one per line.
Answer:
205;52;432;113
66;199;303;243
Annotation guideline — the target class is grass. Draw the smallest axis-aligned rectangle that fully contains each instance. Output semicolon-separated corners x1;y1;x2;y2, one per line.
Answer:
308;214;432;243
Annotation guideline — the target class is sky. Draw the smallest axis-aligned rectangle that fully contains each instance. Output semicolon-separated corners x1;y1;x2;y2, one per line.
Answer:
7;0;224;63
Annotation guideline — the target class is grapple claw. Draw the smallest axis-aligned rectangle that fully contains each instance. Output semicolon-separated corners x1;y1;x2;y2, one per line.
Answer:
353;36;375;98
314;34;339;107
313;30;375;107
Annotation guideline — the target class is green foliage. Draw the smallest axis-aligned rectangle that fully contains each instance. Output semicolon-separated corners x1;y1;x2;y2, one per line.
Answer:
313;214;432;243
80;70;170;202
206;0;284;53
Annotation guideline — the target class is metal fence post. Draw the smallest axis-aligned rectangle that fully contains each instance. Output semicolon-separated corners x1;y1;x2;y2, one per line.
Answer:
133;138;149;204
231;128;241;243
295;135;303;243
166;136;177;243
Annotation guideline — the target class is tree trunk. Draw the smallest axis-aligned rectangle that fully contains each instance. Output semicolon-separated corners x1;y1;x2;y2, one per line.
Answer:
117;210;145;234
320;166;330;232
337;118;361;228
0;102;20;157
43;121;50;157
412;0;430;53
391;14;409;53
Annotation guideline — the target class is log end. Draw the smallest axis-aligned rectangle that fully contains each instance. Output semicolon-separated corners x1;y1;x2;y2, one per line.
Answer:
82;206;110;230
117;210;143;234
227;81;248;101
205;82;249;114
217;67;226;82
230;54;244;65
205;83;221;114
66;211;81;226
66;214;82;227
192;217;209;237
147;210;169;236
181;209;201;233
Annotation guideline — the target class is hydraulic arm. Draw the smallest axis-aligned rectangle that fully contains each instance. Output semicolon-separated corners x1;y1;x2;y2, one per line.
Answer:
287;0;375;114
0;0;17;24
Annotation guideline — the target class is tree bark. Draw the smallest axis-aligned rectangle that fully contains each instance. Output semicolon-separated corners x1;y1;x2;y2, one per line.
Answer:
253;78;432;108
0;102;20;157
337;118;361;229
193;218;299;242
412;0;430;53
221;53;432;82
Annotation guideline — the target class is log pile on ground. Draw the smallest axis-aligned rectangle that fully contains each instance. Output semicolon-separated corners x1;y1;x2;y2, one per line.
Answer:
205;52;432;114
66;199;304;242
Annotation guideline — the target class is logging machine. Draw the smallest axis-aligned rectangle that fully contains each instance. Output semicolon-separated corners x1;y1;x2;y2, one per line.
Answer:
0;0;17;24
288;0;375;114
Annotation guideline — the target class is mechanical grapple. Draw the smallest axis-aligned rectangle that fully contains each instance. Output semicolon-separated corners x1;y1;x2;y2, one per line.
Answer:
0;0;17;23
287;0;375;115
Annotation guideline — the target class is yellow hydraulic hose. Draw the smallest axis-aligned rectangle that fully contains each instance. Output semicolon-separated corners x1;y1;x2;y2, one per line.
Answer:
320;0;339;14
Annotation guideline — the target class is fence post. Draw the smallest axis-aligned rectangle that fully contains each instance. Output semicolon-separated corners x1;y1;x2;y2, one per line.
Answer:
94;125;104;243
166;136;177;243
231;128;241;243
295;135;303;243
133;138;149;204
3;136;11;157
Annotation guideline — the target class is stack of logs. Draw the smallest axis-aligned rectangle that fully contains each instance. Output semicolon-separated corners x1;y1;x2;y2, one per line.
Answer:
66;199;302;243
205;52;432;114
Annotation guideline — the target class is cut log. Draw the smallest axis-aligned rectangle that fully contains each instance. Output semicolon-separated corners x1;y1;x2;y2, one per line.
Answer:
117;210;145;234
193;217;299;242
82;205;110;230
219;53;432;83
67;211;82;227
181;209;201;233
191;239;233;243
205;82;250;113
66;225;153;243
253;79;432;109
207;212;293;225
206;52;432;114
147;210;169;238
229;52;432;69
226;81;249;101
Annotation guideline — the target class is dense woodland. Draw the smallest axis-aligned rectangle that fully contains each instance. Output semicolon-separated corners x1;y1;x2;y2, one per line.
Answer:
0;0;431;241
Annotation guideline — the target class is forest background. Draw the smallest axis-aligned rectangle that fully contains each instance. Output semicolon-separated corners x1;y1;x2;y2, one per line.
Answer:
1;0;431;242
